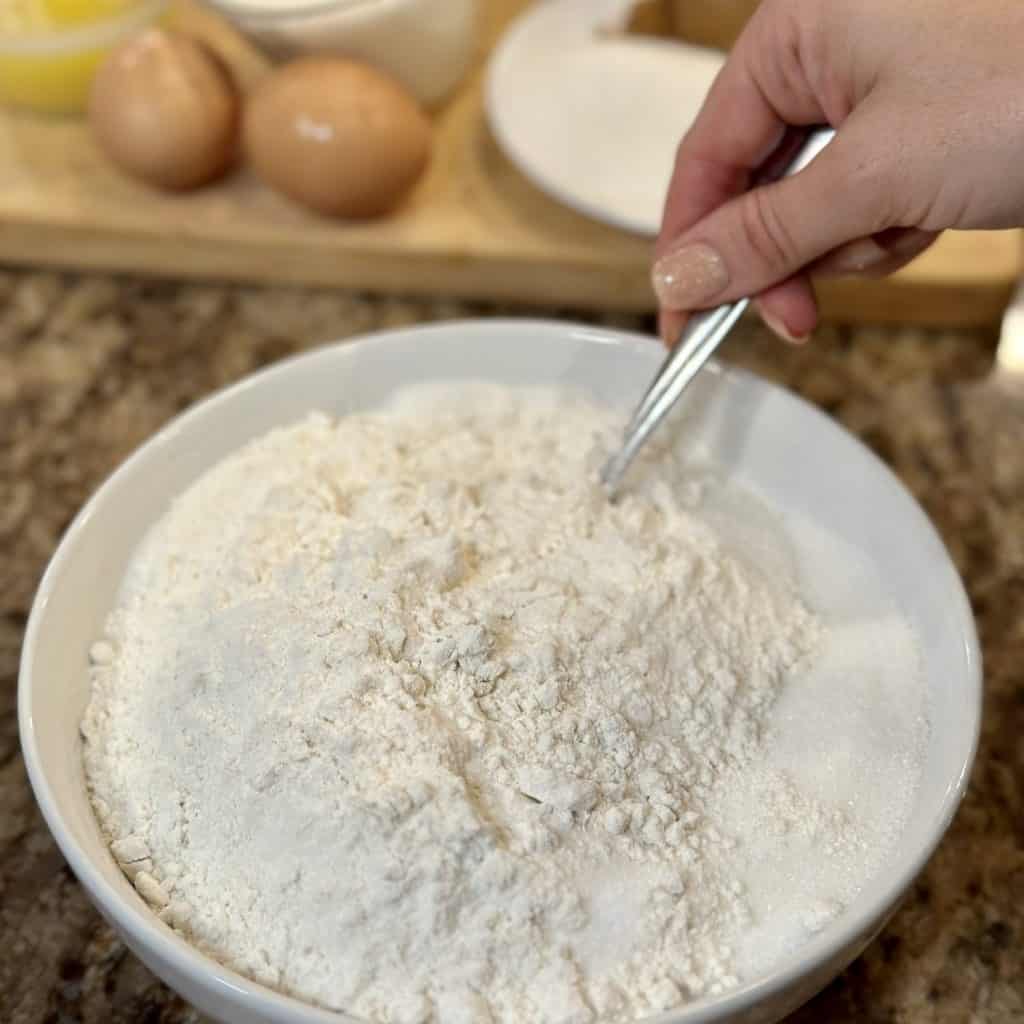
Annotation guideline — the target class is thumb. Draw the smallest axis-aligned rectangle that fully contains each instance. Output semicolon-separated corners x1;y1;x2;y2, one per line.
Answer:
652;131;892;311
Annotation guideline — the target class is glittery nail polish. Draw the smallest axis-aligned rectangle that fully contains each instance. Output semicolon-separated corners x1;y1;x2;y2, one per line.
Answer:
652;243;730;309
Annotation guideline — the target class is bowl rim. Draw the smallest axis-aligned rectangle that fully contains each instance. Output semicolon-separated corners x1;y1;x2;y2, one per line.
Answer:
204;0;419;26
18;318;982;1024
0;0;167;55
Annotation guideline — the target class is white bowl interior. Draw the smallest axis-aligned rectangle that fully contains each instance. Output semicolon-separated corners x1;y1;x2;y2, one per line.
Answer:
20;320;979;1024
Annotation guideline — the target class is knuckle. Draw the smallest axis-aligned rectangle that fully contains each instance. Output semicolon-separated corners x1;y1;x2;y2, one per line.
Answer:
836;149;903;232
737;187;799;271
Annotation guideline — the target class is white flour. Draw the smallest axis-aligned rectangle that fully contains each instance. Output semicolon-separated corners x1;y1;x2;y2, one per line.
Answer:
82;382;925;1023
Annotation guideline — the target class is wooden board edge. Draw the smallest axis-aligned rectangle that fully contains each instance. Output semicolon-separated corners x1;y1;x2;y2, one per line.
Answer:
1;221;1017;326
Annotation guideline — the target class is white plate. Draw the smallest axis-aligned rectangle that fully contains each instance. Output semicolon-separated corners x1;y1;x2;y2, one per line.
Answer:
485;0;725;236
20;320;979;1024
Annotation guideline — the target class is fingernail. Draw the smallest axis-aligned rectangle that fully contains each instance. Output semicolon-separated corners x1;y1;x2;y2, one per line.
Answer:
658;309;686;347
761;310;810;345
652;243;730;309
824;237;888;274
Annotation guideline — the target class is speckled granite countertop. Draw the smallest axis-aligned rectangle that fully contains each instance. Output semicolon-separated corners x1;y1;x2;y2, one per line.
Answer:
1;269;1021;1024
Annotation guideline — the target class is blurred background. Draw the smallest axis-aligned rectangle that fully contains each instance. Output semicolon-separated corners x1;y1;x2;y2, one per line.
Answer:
1;2;1021;1023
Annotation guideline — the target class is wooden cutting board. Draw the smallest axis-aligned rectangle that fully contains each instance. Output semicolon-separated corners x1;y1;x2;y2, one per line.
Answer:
0;0;1017;325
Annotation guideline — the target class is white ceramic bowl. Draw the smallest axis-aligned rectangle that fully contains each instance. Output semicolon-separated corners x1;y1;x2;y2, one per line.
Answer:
205;0;478;107
20;320;980;1024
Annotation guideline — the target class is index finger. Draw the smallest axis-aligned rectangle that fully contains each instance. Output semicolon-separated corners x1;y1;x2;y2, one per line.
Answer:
655;6;827;258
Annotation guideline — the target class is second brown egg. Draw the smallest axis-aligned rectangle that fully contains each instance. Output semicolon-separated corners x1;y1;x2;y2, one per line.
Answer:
244;58;433;220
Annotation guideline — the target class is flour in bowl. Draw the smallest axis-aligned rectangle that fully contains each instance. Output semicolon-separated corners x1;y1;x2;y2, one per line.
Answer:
82;382;925;1023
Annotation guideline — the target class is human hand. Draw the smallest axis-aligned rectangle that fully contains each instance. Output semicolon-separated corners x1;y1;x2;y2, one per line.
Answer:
652;0;1024;344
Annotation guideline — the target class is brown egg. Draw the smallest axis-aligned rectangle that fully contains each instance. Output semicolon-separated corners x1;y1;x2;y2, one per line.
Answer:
244;58;432;219
89;29;239;191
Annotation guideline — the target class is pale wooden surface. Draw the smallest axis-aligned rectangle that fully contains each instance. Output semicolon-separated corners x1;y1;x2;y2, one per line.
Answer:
0;0;1018;324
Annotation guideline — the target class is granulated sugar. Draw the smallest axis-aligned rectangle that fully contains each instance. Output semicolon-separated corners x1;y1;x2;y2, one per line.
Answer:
82;382;926;1023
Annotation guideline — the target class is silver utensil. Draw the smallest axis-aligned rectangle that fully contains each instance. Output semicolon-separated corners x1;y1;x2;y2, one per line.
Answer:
958;272;1024;525
600;126;836;496
994;276;1024;389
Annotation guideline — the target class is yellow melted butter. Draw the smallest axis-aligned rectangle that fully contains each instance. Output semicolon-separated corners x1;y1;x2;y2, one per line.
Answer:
0;0;135;31
0;0;161;115
0;2;49;33
45;0;138;24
